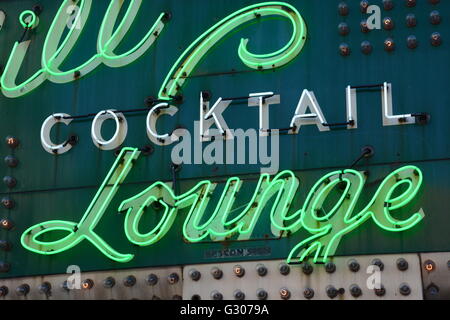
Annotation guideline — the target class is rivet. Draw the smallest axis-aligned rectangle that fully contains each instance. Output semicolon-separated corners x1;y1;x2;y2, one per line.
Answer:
348;259;361;272
256;264;268;277
234;290;245;300
407;35;418;49
371;259;385;271
189;269;201;281
1;197;15;209
383;17;395;30
103;277;116;289
338;22;350;36
0;240;11;251
279;263;290;276
0;261;11;273
325;262;336;274
360;0;370;13
16;284;30;296
431;32;442;47
0;219;14;231
168;273;179;284
350;284;362;298
123;275;137;287
399;283;411;296
256;289;268;300
3;176;17;189
4;156;19;168
326;285;339;299
302;262;314;275
405;0;416;8
304;288;315;300
0;286;8;297
397;258;409;271
81;279;94;290
38;282;52;295
338;2;349;16
339;43;351;56
375;285;386;297
211;290;223;301
383;0;394;10
280;287;291;300
430;11;441;25
361;41;373;55
211;267;223;280
5;136;19;149
146;274;158;286
360;20;370;33
233;265;245;278
406;14;417;28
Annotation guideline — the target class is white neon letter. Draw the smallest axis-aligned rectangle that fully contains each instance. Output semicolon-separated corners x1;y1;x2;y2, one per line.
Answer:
91;110;128;150
146;103;179;146
290;90;330;132
40;114;74;155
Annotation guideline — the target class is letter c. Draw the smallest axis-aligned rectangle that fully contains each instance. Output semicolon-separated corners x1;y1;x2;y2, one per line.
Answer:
40;113;74;155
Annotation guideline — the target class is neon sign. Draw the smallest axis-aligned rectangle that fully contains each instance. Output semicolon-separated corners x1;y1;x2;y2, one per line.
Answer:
1;1;306;98
21;149;425;264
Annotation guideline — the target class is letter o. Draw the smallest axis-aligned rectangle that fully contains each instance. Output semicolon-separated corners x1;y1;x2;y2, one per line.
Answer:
91;110;128;150
40;113;74;155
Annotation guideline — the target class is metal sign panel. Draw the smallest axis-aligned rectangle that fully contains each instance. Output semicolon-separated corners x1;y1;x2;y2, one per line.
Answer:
0;0;448;279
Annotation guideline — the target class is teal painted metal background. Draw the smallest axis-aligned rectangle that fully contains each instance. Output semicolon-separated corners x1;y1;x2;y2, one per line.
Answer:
0;0;449;278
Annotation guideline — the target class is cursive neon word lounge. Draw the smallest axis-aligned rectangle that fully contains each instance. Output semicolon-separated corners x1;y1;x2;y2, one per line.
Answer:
21;148;425;264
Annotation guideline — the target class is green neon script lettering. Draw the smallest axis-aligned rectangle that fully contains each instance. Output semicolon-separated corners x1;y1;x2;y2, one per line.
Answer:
1;0;167;97
21;148;141;263
158;2;307;100
22;161;425;264
287;166;425;264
